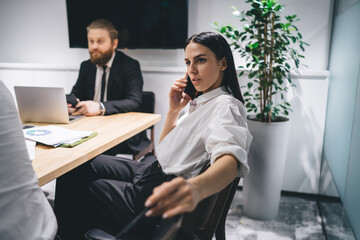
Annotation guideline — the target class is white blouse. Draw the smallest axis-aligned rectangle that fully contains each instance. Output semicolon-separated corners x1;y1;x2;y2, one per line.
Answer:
157;87;253;179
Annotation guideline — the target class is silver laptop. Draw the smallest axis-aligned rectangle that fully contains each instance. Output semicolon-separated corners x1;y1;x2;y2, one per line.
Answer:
14;86;84;124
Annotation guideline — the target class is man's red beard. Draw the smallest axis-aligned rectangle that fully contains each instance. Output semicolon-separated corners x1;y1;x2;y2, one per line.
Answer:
89;48;114;66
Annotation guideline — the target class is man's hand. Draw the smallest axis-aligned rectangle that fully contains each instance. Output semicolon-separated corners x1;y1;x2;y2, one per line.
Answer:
67;103;78;114
67;97;80;114
72;101;101;116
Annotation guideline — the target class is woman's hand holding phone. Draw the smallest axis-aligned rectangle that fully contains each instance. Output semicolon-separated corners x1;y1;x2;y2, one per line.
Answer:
160;75;192;142
168;75;191;114
183;75;197;100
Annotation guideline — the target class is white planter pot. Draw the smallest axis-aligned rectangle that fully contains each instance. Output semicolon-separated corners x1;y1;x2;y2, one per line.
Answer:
243;118;291;220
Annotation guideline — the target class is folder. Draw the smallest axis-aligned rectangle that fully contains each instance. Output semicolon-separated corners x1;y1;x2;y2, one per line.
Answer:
60;132;98;148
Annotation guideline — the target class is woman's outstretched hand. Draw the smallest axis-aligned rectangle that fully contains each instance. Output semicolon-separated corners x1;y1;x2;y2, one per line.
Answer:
144;177;201;219
168;76;191;114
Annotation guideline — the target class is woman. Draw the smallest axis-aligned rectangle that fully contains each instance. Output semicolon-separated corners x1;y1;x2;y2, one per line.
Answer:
54;32;252;239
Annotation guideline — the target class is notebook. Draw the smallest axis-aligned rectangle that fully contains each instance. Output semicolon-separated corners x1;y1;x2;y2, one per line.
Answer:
14;86;84;124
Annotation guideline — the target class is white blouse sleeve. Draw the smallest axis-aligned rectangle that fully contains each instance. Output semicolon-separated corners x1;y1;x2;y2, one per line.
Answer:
205;98;253;177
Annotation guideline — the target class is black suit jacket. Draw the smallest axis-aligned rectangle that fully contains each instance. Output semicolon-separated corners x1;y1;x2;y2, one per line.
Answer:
71;50;149;154
71;50;143;115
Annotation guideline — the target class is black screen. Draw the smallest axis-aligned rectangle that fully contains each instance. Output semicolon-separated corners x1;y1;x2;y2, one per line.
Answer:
66;0;188;49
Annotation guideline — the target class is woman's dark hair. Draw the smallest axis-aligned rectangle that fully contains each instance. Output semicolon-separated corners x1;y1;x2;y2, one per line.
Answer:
185;32;244;104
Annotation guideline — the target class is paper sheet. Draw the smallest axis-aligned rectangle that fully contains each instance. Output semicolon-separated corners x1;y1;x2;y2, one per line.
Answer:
25;139;36;160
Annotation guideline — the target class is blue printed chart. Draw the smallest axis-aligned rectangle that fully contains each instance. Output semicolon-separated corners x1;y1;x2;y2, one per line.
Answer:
25;129;51;137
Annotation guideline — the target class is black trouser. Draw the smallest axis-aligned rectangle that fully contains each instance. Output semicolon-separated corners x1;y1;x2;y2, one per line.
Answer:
54;155;173;240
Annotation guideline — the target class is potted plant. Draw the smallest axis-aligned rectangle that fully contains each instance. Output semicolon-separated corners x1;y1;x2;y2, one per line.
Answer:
215;0;308;219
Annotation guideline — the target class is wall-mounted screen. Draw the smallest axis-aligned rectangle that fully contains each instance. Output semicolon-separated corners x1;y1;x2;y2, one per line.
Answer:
66;0;188;49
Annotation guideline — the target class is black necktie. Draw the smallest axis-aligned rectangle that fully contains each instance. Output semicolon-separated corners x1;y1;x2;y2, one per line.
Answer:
100;66;107;102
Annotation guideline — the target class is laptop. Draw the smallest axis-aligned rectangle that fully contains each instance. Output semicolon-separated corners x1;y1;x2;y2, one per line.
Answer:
14;86;84;124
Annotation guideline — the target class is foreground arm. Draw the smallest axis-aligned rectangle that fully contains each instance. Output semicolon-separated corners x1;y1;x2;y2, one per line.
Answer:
145;154;238;218
0;81;57;239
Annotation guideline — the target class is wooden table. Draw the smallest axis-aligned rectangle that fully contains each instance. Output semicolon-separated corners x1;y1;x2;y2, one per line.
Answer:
31;112;161;186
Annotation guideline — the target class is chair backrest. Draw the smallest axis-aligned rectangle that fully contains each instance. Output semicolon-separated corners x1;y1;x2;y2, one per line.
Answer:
153;161;240;240
140;91;155;114
133;91;156;160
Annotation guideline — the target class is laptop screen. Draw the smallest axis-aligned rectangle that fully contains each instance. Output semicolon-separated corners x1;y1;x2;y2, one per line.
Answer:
15;86;72;124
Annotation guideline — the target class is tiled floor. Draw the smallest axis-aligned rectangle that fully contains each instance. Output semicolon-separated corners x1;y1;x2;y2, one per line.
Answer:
222;190;325;240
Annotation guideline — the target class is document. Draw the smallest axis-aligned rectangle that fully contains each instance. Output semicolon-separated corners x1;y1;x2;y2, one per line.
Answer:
23;125;95;147
25;139;36;160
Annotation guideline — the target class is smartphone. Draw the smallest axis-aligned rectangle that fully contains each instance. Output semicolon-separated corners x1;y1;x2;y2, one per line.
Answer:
184;75;197;100
66;94;79;108
22;124;36;130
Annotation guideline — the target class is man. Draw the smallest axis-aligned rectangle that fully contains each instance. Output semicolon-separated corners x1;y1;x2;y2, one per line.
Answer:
70;19;148;154
0;81;58;239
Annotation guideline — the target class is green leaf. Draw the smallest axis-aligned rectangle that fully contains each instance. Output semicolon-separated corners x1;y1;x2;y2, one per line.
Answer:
295;59;299;68
248;71;257;79
252;42;259;49
248;82;253;88
290;36;296;43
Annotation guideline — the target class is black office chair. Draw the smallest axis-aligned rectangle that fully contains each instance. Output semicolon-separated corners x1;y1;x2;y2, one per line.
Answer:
132;91;156;161
85;160;240;240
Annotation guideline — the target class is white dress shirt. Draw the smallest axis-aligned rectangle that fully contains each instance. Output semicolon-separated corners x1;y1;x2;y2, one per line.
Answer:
93;52;116;102
0;81;57;240
157;87;253;179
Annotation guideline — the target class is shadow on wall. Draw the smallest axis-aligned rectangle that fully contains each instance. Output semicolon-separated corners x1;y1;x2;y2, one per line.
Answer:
283;76;329;194
238;71;328;194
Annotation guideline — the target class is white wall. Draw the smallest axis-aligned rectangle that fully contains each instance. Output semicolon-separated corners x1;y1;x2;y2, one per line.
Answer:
0;0;333;194
0;0;332;69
